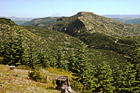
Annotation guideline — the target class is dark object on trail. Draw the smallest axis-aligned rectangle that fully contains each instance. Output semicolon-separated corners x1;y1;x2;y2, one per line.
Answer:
56;76;72;93
9;66;15;70
56;76;70;89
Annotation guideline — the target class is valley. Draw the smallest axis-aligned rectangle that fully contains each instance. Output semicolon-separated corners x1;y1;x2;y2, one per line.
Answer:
0;12;140;92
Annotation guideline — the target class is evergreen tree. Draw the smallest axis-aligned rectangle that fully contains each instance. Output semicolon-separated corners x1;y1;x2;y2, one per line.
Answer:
26;44;36;69
127;41;140;92
0;27;25;66
49;56;57;68
70;46;93;92
68;50;78;72
74;47;89;82
0;27;5;57
37;50;49;68
82;65;98;92
93;61;115;93
112;65;123;92
3;29;15;65
56;48;68;70
13;28;24;65
120;62;138;93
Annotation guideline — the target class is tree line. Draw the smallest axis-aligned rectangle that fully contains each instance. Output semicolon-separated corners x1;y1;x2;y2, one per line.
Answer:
0;27;140;92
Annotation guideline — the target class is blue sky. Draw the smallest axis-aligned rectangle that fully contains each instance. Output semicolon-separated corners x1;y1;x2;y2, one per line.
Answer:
0;0;140;18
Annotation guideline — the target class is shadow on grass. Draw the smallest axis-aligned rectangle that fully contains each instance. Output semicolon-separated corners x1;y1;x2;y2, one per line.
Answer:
46;87;58;90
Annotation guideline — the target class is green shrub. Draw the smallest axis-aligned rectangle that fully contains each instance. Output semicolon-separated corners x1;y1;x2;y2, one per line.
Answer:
28;70;44;82
70;80;84;92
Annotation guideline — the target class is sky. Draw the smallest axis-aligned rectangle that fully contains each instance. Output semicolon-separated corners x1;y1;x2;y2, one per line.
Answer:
0;0;140;18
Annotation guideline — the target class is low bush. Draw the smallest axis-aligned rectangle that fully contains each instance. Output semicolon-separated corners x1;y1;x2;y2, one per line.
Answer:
70;80;83;92
28;70;45;82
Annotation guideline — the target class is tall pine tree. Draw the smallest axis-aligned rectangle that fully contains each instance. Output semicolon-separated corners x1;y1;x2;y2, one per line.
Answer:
93;61;115;93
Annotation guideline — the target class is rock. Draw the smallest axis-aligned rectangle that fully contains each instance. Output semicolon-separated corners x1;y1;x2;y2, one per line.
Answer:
9;66;15;70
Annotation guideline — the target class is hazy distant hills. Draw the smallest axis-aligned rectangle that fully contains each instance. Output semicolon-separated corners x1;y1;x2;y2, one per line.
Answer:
22;17;58;27
2;14;140;25
15;14;140;26
103;14;140;24
112;18;140;24
0;16;34;25
9;17;33;25
103;14;140;19
8;16;33;21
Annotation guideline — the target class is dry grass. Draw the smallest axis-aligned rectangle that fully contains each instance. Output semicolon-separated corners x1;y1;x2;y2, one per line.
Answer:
0;65;61;93
45;67;74;80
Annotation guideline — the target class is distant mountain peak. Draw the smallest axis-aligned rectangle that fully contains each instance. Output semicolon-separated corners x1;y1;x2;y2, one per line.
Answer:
77;11;96;15
75;12;98;17
49;12;140;37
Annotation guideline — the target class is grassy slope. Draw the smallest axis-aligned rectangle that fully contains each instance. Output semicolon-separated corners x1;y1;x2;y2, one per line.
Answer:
0;65;61;93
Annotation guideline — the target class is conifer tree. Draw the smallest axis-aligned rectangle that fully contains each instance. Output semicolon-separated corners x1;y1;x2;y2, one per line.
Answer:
26;44;36;69
70;46;93;92
120;62;138;92
37;50;49;68
112;65;123;92
56;48;68;70
68;50;78;72
93;61;115;93
0;26;25;66
127;41;140;92
49;56;57;68
74;47;89;82
82;65;97;92
13;28;24;65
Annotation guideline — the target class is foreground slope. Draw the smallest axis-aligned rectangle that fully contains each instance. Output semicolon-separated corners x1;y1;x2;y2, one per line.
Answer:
0;65;61;92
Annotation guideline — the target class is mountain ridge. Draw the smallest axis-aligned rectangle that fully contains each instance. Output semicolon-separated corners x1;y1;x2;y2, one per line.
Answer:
49;12;140;37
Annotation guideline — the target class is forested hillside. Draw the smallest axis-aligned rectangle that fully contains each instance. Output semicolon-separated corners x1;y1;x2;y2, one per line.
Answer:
0;11;140;92
47;12;140;56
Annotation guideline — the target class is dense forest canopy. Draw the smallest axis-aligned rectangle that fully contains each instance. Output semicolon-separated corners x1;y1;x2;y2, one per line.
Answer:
0;12;140;92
